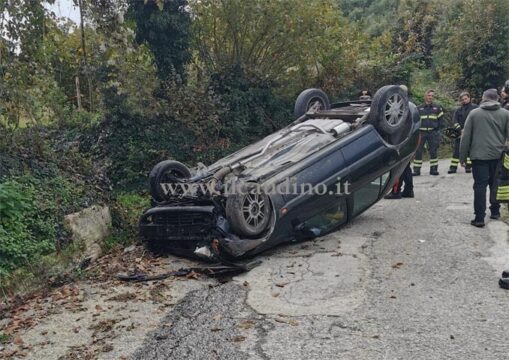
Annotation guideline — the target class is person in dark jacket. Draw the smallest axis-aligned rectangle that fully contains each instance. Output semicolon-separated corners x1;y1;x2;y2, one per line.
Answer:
448;92;478;174
413;89;444;176
460;88;509;227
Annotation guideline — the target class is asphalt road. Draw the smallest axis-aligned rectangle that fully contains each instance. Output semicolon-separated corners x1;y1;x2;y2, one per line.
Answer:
132;160;509;360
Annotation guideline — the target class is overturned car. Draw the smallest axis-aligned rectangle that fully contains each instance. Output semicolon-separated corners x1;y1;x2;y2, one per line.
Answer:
139;85;420;261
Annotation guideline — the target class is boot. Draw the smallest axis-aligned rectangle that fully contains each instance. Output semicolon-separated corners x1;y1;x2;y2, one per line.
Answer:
448;167;457;174
401;189;414;198
412;167;421;176
430;165;439;176
465;166;472;173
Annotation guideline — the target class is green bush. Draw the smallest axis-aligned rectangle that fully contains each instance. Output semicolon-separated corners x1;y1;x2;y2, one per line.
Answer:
114;192;150;239
0;180;55;276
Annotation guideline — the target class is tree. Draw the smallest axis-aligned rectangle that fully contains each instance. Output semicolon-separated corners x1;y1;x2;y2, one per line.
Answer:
190;0;349;93
338;0;400;36
393;0;442;68
127;0;191;81
434;0;509;96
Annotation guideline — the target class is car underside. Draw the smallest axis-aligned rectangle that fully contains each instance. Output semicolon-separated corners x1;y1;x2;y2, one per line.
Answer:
139;85;421;261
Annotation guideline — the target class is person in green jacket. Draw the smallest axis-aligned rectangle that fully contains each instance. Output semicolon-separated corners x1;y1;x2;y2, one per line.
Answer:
460;88;509;227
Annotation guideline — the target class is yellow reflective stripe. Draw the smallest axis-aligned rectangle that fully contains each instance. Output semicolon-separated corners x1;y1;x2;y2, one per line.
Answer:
497;186;509;200
437;112;444;118
450;159;459;164
413;160;423;164
504;153;509;169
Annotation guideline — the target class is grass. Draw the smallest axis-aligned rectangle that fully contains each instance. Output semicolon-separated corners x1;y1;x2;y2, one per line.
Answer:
0;191;148;300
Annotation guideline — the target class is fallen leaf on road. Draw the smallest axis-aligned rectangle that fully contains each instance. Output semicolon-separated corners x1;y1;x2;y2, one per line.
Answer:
275;317;299;326
238;320;256;329
106;292;137;302
13;336;24;345
186;271;200;280
233;336;246;342
391;262;404;269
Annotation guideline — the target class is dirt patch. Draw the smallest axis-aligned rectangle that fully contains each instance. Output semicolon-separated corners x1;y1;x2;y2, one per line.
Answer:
0;248;215;359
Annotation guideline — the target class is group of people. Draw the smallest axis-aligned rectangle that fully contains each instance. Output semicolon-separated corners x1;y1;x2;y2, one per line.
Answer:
385;80;509;205
363;82;509;289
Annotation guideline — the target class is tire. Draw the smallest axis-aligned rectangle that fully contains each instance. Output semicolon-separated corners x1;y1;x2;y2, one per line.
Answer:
293;88;331;118
368;85;410;136
149;160;191;202
226;184;272;238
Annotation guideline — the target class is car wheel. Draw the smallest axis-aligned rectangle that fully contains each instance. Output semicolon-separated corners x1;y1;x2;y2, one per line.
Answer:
293;88;331;118
149;160;191;202
368;85;409;136
226;185;272;238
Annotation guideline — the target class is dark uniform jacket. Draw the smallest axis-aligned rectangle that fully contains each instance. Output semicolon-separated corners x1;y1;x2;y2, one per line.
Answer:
453;103;478;129
418;102;444;131
503;100;509;110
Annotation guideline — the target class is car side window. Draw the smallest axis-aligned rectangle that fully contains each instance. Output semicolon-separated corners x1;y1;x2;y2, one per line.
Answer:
303;198;347;234
352;171;389;216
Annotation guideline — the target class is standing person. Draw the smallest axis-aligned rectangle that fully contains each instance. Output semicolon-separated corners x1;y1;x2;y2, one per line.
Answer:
501;80;509;110
384;164;414;199
448;92;478;174
413;89;444;176
385;85;414;199
460;89;509;227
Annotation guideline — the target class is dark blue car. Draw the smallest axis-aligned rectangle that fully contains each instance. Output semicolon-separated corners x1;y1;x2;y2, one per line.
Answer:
139;85;420;260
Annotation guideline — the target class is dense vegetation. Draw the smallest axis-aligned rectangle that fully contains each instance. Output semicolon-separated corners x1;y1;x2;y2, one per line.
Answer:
1;0;508;290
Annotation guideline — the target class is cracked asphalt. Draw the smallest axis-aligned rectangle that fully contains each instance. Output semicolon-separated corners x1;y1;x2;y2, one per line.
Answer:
132;160;509;360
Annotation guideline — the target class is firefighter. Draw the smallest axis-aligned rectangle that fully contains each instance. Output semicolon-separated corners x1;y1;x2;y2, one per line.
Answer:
413;89;444;176
448;92;478;174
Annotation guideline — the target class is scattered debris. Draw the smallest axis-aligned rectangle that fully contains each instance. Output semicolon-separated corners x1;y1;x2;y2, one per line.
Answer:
106;292;138;302
274;316;299;326
117;261;261;282
237;320;256;330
